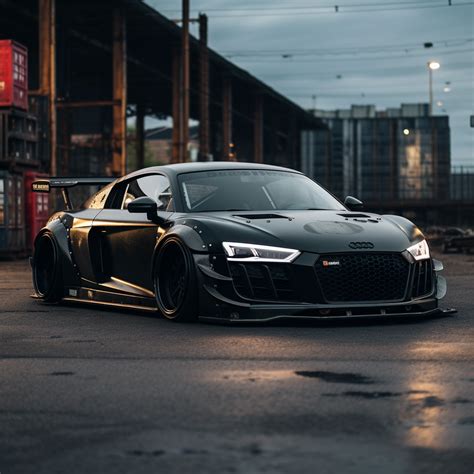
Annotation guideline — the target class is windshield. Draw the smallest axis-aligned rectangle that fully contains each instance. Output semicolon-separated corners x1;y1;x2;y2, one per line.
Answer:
178;169;344;212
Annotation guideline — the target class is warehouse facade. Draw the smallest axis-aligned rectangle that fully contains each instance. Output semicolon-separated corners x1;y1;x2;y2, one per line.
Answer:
302;104;451;204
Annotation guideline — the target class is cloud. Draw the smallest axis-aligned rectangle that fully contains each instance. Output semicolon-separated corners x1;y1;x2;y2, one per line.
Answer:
147;0;474;163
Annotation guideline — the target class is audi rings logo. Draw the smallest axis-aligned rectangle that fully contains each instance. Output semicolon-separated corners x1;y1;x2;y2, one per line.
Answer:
348;241;374;249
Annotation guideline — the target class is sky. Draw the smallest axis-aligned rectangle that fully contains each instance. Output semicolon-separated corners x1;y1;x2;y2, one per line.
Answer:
147;0;474;166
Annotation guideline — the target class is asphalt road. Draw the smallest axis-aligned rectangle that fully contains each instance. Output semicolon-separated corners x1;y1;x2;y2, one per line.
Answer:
1;251;473;474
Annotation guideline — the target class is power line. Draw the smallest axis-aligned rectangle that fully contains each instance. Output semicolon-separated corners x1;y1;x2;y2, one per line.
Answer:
221;38;474;58
229;48;473;63
160;0;454;13
160;1;474;18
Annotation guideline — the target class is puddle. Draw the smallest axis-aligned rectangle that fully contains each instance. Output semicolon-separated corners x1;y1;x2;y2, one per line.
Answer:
324;391;401;399
458;417;474;425
422;396;445;408
451;398;472;404
127;450;165;457
182;448;210;455
220;370;294;382
295;370;375;384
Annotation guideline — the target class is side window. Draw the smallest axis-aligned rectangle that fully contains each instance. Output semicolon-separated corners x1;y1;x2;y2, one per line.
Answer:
85;183;113;209
122;175;173;211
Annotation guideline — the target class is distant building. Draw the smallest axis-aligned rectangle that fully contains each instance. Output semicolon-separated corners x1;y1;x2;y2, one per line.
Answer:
302;103;451;202
451;166;474;201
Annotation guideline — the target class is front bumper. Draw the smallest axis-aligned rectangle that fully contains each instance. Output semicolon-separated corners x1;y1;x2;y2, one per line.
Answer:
195;252;448;323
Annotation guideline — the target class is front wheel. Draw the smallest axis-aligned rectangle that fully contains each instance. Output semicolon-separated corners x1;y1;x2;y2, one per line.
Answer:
153;237;198;322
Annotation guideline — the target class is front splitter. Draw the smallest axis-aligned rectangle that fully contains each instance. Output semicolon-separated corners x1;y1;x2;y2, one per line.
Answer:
200;304;456;324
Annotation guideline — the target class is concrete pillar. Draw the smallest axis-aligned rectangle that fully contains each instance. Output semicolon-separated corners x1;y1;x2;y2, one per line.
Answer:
171;46;180;164
180;0;190;163
112;6;127;176
39;0;57;175
135;104;145;170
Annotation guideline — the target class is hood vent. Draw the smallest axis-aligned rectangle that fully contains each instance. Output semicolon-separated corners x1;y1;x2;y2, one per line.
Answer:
338;213;371;219
233;213;289;220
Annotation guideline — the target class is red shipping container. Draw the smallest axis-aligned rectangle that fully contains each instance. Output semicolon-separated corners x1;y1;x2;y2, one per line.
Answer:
0;40;28;111
24;171;49;250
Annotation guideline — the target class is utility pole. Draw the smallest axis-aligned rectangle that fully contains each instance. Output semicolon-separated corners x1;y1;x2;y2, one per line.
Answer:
428;67;433;116
180;0;190;163
172;45;180;164
198;13;210;161
222;76;232;160
427;61;440;116
254;93;263;163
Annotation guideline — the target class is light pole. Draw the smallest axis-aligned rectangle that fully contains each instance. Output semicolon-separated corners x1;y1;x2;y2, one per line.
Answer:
427;60;440;116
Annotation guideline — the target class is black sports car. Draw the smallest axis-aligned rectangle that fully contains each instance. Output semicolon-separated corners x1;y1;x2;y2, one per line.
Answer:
31;162;450;323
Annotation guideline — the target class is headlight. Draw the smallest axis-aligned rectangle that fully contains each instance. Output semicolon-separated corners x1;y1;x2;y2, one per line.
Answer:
222;242;300;262
406;239;430;260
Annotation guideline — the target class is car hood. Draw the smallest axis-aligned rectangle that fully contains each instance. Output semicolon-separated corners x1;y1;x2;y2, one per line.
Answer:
183;210;424;254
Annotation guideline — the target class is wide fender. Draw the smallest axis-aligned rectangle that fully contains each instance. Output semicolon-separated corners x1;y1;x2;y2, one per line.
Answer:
33;214;80;288
382;214;424;243
151;224;207;277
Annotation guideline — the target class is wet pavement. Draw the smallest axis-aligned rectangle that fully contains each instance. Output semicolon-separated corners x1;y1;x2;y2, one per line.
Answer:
0;251;473;473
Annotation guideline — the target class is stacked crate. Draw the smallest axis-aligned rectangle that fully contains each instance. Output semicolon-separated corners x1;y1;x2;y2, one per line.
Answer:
0;108;39;167
0;171;25;254
0;40;28;110
0;40;46;256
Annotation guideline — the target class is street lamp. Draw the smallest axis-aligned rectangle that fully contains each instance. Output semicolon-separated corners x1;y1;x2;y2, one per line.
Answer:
427;61;440;116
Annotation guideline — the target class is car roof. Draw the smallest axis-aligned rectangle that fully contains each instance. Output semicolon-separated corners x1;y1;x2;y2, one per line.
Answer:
121;161;302;181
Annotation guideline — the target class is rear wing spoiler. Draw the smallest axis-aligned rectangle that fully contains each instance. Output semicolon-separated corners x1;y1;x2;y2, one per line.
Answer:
32;177;116;210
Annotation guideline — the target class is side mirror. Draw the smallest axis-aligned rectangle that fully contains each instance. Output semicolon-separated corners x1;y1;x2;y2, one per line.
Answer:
127;196;158;221
344;195;364;211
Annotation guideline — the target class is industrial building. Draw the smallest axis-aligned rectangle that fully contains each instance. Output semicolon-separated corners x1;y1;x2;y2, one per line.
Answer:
302;103;451;203
0;0;324;255
0;1;473;256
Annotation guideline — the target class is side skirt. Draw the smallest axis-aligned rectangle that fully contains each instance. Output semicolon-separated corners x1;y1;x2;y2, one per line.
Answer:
62;286;157;312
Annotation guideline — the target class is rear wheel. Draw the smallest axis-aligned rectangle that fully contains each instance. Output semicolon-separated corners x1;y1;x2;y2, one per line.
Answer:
153;238;198;322
32;232;63;302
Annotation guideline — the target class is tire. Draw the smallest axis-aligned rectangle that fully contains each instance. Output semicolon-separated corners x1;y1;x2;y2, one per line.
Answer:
153;237;198;322
32;232;63;302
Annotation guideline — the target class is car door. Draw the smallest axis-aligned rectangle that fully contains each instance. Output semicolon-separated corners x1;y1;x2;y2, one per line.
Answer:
91;173;174;293
68;183;114;282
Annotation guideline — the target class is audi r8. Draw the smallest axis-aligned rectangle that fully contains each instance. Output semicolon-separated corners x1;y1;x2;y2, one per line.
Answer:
31;162;451;323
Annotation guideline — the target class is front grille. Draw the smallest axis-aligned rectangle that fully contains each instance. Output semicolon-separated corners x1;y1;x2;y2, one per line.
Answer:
411;259;434;298
315;253;409;303
229;262;298;301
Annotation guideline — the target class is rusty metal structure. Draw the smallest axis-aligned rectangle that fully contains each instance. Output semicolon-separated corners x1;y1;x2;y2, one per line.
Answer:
0;0;324;178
